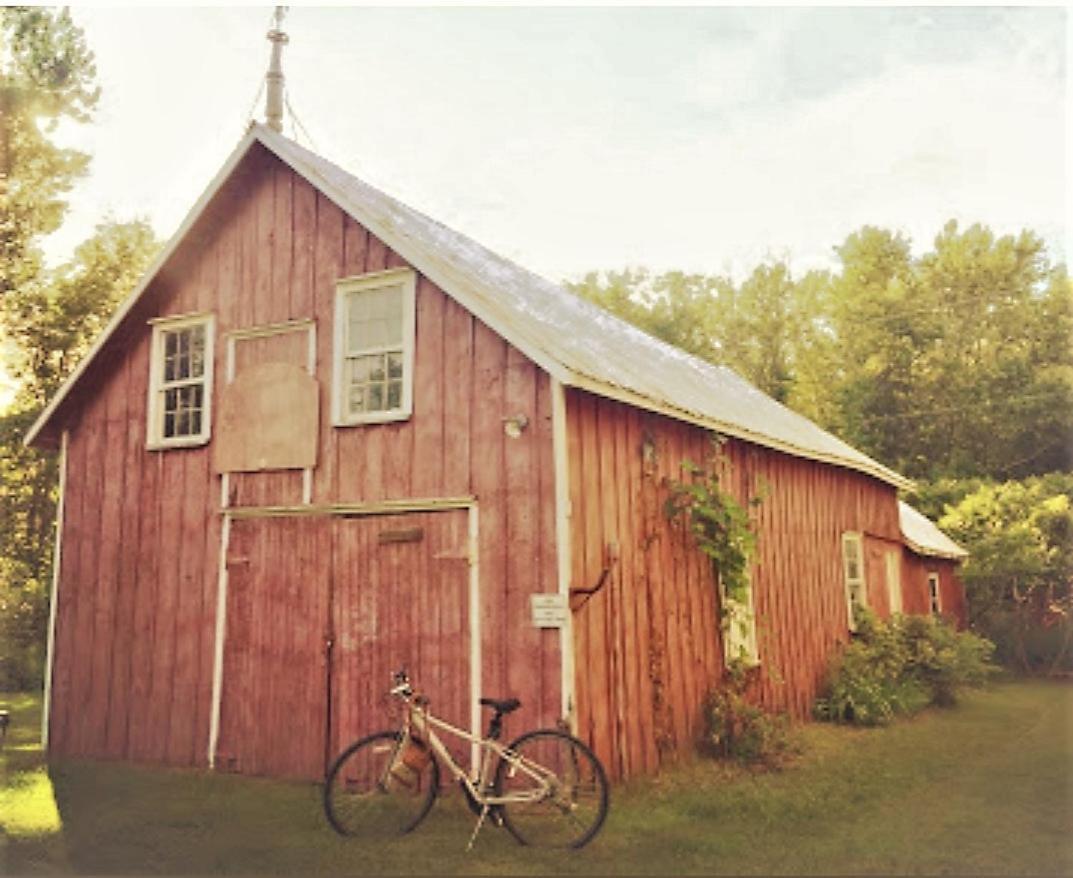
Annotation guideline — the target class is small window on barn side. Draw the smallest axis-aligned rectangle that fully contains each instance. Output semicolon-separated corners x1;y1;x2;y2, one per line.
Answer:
841;532;867;632
147;313;215;449
885;550;903;616
721;575;759;666
928;572;942;615
333;268;416;426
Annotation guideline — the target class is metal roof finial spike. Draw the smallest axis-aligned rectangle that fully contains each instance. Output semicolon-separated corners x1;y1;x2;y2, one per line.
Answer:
264;6;289;133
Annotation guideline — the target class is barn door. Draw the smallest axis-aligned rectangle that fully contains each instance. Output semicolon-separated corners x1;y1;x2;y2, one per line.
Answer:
215;516;332;780
328;509;471;768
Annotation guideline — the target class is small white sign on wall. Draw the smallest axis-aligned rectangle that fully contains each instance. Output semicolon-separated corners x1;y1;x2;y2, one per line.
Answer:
530;594;568;628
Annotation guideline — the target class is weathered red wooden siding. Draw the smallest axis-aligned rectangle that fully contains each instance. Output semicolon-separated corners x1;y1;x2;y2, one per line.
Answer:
566;389;903;778
864;535;903;620
47;143;560;771
900;552;967;629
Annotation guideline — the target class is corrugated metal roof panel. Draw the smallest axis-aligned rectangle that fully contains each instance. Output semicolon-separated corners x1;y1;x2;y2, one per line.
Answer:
898;501;968;560
259;126;910;488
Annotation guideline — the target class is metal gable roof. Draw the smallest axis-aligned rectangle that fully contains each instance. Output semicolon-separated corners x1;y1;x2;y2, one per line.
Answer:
898;501;968;560
26;123;911;490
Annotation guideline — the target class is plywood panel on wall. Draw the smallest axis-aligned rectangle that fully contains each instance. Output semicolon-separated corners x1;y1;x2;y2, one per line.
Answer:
214;363;318;473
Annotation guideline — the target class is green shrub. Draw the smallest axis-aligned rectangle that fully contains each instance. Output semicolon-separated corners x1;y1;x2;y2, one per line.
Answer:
702;660;797;767
979;609;1073;673
814;610;995;725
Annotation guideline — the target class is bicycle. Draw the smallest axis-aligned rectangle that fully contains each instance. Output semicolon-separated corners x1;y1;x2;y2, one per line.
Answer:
323;669;609;850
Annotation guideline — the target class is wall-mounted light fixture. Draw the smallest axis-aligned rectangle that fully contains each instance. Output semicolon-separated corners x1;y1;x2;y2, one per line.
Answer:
502;413;529;439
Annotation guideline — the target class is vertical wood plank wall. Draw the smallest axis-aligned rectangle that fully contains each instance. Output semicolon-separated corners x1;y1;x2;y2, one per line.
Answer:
47;144;561;771
900;553;967;629
566;389;904;780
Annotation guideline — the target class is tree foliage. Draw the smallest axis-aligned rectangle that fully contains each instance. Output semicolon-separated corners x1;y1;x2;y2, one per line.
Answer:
570;221;1071;482
0;6;99;301
0;220;158;689
937;475;1073;674
0;9;158;688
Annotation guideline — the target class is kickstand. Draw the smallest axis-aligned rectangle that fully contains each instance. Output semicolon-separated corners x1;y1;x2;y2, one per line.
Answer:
466;804;490;851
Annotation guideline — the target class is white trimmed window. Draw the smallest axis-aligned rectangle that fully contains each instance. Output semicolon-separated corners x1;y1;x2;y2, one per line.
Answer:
721;575;759;666
842;532;867;632
928;572;942;615
885;551;903;616
333;268;416;426
147;313;215;448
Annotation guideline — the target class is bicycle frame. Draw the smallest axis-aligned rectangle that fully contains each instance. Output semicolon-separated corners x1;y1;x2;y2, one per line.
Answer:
399;695;556;809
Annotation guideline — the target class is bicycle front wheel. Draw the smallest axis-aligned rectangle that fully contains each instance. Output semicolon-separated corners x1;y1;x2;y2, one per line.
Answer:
494;729;609;849
323;731;439;838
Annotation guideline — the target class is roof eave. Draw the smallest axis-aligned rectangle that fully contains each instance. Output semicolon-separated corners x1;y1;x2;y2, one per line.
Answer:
565;373;914;491
904;536;969;561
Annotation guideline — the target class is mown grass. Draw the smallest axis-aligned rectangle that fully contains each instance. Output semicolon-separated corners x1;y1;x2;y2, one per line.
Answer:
2;680;1071;875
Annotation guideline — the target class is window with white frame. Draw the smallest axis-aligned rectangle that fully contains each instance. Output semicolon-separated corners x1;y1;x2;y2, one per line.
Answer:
721;574;759;666
333;269;416;425
147;314;214;448
842;532;867;632
885;551;903;616
928;572;942;615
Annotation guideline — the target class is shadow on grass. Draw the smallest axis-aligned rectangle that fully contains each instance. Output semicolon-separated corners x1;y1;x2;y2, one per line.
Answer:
42;763;569;875
6;682;1073;875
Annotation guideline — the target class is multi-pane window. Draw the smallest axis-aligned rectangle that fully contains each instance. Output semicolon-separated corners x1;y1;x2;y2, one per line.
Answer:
334;269;416;425
148;314;214;448
842;532;867;632
928;572;942;615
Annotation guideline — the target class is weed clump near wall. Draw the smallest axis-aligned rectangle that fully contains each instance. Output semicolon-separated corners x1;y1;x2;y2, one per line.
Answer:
701;661;799;768
814;610;996;726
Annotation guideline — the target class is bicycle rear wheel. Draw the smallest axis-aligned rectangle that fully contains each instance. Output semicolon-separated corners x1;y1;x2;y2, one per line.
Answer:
323;731;439;837
494;729;609;849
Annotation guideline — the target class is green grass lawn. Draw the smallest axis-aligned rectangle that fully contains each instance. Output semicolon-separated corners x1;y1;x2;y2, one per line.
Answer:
2;681;1071;875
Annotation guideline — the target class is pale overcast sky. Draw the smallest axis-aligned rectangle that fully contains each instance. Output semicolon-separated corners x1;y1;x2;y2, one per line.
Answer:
47;5;1068;286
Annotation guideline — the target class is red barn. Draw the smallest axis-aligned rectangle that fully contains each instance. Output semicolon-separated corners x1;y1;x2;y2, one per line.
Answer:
898;501;969;628
27;123;967;782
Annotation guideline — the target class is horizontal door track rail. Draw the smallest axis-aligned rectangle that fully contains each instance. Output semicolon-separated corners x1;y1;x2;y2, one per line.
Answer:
221;496;476;519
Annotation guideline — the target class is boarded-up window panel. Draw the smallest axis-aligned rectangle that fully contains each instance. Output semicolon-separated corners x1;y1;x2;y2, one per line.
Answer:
214;362;319;472
233;331;309;375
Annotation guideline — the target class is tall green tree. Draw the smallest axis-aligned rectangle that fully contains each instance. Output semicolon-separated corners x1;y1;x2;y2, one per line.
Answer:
909;223;1072;478
716;262;801;403
815;227;919;469
0;219;159;689
0;9;159;689
0;6;99;301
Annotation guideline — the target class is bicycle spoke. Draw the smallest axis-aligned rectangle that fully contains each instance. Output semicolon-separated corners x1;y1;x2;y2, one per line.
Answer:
494;730;609;849
323;731;439;838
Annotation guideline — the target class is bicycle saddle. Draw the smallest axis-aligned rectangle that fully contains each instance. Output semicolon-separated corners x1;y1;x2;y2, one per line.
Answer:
479;697;521;715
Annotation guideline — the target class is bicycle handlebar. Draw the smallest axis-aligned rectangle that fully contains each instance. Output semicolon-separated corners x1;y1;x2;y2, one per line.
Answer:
390;667;414;699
